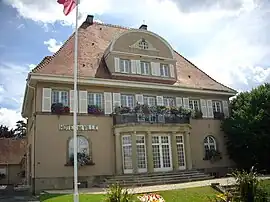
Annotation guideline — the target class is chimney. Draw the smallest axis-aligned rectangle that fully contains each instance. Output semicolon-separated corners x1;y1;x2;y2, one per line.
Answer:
86;15;94;25
139;24;147;30
81;15;94;29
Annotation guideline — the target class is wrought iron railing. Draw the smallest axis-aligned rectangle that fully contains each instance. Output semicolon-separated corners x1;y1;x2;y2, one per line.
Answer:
113;113;190;125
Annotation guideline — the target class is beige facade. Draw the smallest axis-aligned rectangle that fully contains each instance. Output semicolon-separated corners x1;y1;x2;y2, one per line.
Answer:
22;15;237;193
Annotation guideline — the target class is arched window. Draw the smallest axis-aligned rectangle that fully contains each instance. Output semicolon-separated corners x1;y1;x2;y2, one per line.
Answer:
68;136;92;164
204;136;217;152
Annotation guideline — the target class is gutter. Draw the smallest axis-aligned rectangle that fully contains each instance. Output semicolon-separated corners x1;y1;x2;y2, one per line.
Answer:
29;73;237;96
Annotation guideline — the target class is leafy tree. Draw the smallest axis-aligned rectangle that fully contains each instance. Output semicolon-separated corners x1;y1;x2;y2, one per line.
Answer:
14;120;27;138
0;125;15;138
222;83;270;171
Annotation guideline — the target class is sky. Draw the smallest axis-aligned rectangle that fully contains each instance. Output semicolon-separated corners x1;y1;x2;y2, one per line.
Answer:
0;0;269;128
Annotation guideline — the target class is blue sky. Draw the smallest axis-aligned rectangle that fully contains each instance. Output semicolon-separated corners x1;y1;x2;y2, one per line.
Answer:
0;0;269;128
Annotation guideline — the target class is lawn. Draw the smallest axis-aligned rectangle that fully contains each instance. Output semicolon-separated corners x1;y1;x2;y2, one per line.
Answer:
39;186;218;202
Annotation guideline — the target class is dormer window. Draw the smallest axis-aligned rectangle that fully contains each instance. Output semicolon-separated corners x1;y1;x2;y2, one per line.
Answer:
138;39;148;50
141;61;150;75
120;59;131;73
160;64;169;77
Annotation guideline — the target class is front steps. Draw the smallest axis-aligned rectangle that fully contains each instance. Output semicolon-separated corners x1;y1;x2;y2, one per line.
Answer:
102;169;214;188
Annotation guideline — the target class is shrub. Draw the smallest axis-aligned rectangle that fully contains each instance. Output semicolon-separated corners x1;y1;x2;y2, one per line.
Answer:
105;183;134;202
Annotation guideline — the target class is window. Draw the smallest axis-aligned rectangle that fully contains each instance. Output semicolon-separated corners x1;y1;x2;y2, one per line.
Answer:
52;90;68;106
141;61;150;75
88;93;103;109
212;101;222;113
138;39;148;50
143;96;156;106
204;136;217;152
120;59;131;73
189;99;200;111
121;94;135;108
68;136;92;162
160;64;169;77
164;97;175;107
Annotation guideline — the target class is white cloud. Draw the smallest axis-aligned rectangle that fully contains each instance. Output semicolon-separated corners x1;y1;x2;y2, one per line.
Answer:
0;108;22;129
0;63;29;128
1;0;270;126
44;38;63;53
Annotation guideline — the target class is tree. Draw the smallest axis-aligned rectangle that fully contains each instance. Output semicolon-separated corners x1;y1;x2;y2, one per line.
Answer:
222;83;270;171
14;120;27;138
0;125;15;138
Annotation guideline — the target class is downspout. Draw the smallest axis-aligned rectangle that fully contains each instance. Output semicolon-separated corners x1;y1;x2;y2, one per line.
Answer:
27;83;36;195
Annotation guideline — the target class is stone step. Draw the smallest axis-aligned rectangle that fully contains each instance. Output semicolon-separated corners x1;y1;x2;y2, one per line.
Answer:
106;173;210;183
108;175;214;187
107;170;202;180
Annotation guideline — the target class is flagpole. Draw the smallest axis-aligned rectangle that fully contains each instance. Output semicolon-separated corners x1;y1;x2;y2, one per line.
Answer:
73;1;79;202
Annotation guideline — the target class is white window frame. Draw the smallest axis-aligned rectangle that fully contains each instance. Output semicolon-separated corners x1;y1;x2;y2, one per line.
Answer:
204;136;217;151
141;61;150;75
51;90;69;106
68;136;90;159
189;99;200;111
136;135;147;173
164;97;175;107
176;135;186;170
88;93;103;109
120;59;131;73
143;96;156;106
212;100;222;113
122;135;133;174
121;94;135;108
160;64;170;77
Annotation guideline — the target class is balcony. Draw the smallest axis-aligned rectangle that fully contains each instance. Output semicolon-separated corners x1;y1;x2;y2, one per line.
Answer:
113;113;190;125
112;105;192;125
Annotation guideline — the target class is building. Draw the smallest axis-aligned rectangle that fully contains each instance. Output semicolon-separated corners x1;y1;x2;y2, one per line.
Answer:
0;139;26;185
21;15;237;193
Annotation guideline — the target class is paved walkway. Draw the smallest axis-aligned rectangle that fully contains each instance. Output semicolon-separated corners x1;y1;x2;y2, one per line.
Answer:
45;176;270;195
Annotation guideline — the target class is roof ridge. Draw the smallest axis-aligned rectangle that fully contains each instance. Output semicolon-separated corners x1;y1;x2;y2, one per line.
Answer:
94;21;137;30
173;50;237;93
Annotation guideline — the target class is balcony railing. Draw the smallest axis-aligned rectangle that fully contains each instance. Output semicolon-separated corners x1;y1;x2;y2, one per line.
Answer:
113;113;190;125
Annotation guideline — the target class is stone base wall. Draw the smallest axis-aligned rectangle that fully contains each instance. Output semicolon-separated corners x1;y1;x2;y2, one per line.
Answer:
33;176;106;194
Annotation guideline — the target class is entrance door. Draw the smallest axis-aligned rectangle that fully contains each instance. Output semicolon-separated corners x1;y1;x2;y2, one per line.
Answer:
176;135;186;170
136;135;147;173
122;135;133;174
152;135;173;172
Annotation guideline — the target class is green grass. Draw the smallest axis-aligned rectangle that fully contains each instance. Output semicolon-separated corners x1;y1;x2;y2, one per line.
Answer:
39;186;219;202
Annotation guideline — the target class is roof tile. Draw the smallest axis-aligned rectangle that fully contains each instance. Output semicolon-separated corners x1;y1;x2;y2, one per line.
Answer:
32;22;236;93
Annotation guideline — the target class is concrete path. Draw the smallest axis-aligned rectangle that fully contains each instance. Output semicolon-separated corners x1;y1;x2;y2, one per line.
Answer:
45;176;270;195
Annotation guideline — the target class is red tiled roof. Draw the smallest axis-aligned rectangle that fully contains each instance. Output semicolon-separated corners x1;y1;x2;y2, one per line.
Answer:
0;139;26;165
32;22;236;93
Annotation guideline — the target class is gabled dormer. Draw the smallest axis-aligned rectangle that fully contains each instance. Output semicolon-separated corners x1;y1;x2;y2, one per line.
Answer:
104;24;177;84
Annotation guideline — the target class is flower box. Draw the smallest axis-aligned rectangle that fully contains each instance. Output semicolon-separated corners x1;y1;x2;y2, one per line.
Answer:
214;112;225;120
66;153;95;167
88;105;103;115
51;103;70;115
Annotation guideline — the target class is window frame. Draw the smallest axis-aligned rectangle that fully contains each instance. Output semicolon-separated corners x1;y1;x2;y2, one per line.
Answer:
163;97;175;107
120;59;131;74
68;136;90;157
143;95;156;106
88;92;103;109
138;40;149;50
203;136;217;151
189;99;200;111
51;89;69;106
121;94;135;108
141;61;150;75
212;100;222;113
160;64;170;77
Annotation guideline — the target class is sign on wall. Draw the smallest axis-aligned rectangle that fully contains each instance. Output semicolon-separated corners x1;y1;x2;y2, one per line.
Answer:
59;124;98;131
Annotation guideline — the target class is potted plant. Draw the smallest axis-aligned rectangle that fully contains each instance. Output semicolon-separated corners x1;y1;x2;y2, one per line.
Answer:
214;112;225;120
204;149;222;162
142;104;150;114
192;109;203;119
63;106;70;113
88;105;103;115
0;173;6;180
120;106;131;114
51;103;64;114
67;153;95;167
170;106;179;115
